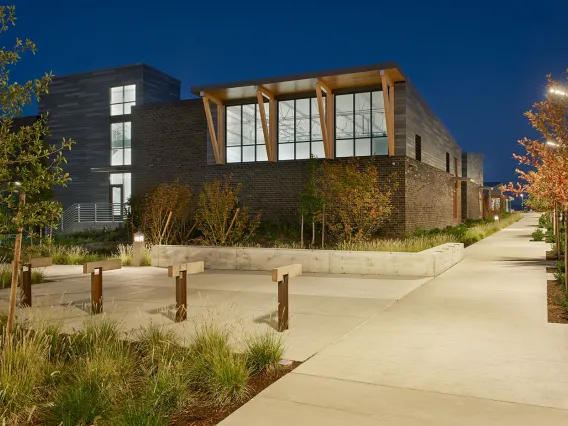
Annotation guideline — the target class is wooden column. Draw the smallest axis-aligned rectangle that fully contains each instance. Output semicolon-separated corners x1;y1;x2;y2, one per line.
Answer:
315;79;334;159
380;71;396;156
256;85;277;162
201;92;225;164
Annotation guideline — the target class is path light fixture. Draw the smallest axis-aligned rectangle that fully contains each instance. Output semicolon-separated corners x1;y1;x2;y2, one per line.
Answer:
132;232;145;266
494;215;499;221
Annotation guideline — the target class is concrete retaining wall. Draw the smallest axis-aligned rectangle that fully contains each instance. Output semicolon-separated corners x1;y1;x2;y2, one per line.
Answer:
151;243;464;277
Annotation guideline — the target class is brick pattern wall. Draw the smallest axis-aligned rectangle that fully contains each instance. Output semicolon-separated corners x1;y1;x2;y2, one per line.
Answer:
405;158;462;233
132;100;407;234
461;182;482;221
462;152;484;185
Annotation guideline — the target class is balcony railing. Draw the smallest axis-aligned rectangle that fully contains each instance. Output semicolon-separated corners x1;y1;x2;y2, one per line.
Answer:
57;203;127;234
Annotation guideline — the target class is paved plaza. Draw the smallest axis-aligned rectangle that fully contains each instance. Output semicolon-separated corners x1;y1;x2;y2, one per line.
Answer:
2;213;567;424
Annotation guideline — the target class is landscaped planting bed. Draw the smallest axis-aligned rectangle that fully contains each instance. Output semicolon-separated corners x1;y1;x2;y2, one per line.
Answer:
0;317;294;425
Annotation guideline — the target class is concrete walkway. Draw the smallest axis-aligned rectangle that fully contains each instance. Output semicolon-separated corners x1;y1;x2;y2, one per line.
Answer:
220;214;568;425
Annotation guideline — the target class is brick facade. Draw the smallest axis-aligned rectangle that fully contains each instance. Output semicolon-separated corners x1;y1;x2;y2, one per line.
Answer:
132;99;477;236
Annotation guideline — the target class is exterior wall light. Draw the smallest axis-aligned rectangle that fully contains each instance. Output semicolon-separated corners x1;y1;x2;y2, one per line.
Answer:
134;232;145;243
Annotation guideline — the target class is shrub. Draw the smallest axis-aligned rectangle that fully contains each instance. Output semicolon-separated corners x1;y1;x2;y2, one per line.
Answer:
115;243;133;266
532;229;545;241
135;324;179;363
245;331;285;375
205;352;250;406
196;177;260;246
319;158;395;243
138;181;194;245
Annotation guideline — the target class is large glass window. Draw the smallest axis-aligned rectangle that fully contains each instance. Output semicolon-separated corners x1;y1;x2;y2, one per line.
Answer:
110;173;131;203
110;85;136;116
335;91;387;157
278;97;325;160
226;104;268;163
110;122;131;166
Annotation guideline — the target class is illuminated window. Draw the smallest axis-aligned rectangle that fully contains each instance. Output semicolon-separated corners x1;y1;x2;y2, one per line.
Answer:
335;91;387;157
109;173;131;214
278;97;325;160
226;104;268;163
110;85;136;116
110;122;131;166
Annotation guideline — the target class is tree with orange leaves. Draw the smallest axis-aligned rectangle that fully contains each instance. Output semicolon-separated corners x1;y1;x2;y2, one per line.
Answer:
507;74;568;290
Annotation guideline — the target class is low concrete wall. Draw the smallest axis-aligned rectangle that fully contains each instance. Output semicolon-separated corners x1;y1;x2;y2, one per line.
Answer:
151;243;464;277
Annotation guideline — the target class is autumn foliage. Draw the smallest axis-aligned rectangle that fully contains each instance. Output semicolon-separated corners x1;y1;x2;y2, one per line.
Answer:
319;158;394;242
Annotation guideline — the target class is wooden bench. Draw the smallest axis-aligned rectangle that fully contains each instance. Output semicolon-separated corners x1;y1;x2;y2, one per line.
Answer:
83;259;122;314
167;261;204;322
272;264;302;332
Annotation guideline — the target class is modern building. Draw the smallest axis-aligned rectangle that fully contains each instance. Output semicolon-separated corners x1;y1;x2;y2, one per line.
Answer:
483;181;513;216
38;64;180;231
28;62;485;235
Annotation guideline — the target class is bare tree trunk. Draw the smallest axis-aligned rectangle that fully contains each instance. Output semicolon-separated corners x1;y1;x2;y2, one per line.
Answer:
311;218;315;247
7;191;26;336
565;209;568;293
556;203;561;259
321;204;325;249
159;211;173;245
39;227;43;248
300;215;304;248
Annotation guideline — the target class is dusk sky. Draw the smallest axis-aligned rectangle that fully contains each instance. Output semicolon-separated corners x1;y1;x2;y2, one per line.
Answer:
11;0;568;183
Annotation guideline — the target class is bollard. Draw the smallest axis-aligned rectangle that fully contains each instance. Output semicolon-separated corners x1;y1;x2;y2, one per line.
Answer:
91;267;103;314
20;263;32;307
176;270;187;322
277;274;289;332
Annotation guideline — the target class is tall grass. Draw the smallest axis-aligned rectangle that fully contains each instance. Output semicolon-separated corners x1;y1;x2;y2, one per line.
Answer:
245;331;285;375
336;234;460;253
114;244;152;266
0;262;46;289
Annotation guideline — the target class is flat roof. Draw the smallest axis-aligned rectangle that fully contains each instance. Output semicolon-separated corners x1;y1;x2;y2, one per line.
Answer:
191;62;406;101
51;63;181;83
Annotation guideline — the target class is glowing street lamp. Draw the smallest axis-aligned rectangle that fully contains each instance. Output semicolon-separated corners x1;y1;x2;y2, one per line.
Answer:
547;141;560;147
549;88;568;97
132;232;145;266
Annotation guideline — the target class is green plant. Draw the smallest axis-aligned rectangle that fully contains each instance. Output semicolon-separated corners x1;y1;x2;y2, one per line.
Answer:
196;177;260;246
245;331;285;375
135;324;179;363
0;262;45;288
336;234;460;252
205;352;250;406
0;329;51;423
319;158;395;243
115;243;133;266
532;229;545;241
138;181;195;245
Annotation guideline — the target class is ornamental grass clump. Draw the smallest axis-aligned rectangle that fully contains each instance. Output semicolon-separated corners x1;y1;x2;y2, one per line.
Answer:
244;330;285;375
336;234;460;253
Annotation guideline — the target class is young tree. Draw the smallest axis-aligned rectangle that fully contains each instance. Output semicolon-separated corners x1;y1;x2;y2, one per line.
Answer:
0;7;74;334
318;158;394;243
299;156;322;247
506;74;568;289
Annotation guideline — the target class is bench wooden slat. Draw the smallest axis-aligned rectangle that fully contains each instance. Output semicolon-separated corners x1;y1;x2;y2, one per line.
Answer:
30;257;52;268
168;261;205;278
83;259;122;274
272;264;302;282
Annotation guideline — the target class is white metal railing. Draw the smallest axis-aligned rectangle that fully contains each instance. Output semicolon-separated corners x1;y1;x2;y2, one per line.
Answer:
54;203;126;234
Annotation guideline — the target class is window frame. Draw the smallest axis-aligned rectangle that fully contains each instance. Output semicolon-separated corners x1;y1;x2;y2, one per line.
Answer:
225;103;268;163
110;85;136;116
334;89;388;158
415;134;422;161
110;122;131;166
277;96;325;161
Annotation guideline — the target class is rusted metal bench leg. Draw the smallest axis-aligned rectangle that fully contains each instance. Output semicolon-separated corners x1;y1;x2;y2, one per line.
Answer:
20;263;32;307
176;270;187;322
91;267;103;314
278;273;289;332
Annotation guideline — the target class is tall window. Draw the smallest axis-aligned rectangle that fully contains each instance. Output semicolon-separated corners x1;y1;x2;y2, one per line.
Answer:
110;85;136;116
415;134;422;161
111;122;131;166
226;104;268;163
110;173;131;214
278;97;325;160
446;152;450;172
335;91;387;157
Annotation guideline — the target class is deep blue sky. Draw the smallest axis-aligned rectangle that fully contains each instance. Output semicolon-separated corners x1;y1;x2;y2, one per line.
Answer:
11;0;568;183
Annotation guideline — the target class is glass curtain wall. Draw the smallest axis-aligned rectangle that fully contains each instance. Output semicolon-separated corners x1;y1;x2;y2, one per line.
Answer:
110;122;131;166
335;91;388;157
226;104;269;163
278;97;325;160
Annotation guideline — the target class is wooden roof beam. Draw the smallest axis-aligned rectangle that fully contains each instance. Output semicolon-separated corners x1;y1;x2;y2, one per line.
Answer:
255;85;275;100
200;91;223;106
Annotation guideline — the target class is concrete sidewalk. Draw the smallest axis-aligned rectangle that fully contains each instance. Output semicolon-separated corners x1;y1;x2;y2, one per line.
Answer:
220;214;568;425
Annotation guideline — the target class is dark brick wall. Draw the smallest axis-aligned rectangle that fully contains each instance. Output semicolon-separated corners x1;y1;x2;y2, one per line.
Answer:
462;152;484;185
461;182;482;221
132;99;407;234
405;158;461;233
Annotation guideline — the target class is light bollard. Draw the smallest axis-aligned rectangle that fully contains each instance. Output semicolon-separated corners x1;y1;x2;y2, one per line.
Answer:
132;232;145;266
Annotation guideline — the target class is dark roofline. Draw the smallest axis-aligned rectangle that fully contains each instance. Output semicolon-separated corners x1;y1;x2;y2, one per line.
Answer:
191;61;405;94
51;63;181;83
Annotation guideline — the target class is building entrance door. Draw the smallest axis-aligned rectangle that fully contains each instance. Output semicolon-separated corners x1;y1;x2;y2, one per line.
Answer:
110;185;123;218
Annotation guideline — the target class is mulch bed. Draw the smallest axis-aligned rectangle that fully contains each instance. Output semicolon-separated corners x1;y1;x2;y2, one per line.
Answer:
546;251;558;261
546;266;557;274
547;279;568;324
171;361;301;425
